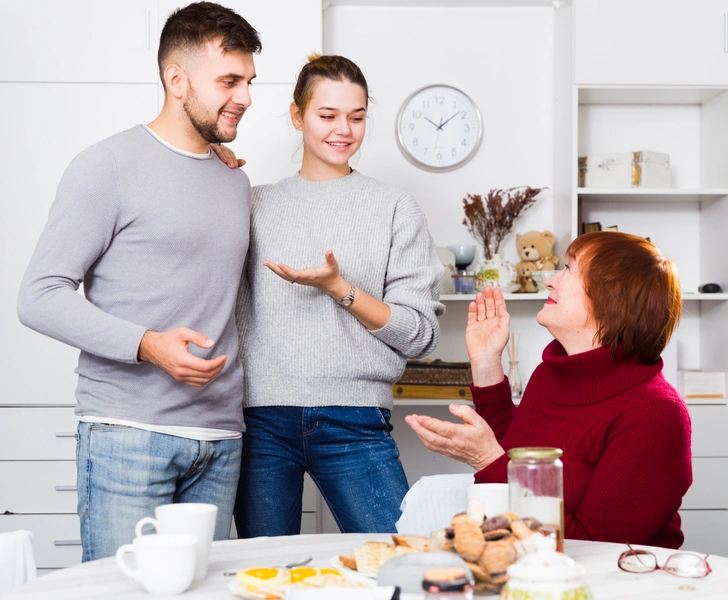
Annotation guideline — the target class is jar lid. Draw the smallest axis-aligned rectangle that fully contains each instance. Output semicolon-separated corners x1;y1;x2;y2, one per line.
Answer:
508;447;563;460
507;536;586;582
422;567;472;593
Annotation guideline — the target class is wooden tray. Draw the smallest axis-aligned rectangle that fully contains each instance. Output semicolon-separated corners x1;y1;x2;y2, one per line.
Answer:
392;384;472;400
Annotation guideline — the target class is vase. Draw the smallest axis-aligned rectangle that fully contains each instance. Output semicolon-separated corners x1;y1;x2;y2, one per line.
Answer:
475;253;517;292
508;361;522;400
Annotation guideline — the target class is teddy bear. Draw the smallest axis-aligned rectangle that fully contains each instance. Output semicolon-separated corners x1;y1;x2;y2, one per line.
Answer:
514;261;539;294
515;230;559;272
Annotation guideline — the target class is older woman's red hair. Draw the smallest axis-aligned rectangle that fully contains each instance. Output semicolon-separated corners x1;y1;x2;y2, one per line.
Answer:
566;231;681;364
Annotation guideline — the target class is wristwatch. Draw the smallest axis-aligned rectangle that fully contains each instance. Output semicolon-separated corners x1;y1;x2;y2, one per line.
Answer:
337;283;356;307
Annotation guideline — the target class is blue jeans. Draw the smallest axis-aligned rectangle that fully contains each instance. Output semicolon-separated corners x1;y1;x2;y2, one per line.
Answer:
76;422;242;561
234;406;410;537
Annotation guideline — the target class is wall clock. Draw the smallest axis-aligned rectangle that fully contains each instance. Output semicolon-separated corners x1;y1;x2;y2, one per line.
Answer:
396;84;483;172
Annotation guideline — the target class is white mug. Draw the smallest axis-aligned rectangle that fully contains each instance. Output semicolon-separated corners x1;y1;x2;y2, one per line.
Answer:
466;483;509;517
135;503;218;581
116;533;197;596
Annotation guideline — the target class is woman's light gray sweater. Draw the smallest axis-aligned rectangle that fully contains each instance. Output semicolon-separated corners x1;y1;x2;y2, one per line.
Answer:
236;171;445;410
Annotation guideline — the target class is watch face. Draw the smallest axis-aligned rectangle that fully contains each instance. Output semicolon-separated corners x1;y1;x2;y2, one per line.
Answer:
396;84;482;172
341;298;353;307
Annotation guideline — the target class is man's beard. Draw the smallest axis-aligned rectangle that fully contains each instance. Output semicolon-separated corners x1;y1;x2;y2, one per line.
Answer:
183;83;239;144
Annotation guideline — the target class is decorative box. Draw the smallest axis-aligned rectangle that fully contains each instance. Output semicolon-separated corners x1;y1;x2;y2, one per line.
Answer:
677;370;726;398
393;359;473;399
578;150;670;188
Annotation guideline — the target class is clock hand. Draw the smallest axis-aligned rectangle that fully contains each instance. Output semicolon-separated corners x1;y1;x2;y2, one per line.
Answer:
438;111;461;129
423;116;441;129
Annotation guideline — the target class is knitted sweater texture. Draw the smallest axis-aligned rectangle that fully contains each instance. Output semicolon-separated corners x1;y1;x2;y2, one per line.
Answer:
473;340;692;549
18;126;250;431
236;171;445;409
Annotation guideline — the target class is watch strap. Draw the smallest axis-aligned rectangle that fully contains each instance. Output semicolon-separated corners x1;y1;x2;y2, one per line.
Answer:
337;283;356;307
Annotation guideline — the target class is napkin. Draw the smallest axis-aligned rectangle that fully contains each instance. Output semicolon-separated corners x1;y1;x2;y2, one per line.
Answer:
286;586;398;599
395;473;474;535
0;529;37;595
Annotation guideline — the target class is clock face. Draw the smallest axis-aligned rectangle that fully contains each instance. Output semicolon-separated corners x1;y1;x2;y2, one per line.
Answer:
396;84;482;172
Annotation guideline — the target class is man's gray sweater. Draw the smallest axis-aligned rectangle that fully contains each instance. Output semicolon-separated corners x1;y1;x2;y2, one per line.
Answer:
18;126;250;431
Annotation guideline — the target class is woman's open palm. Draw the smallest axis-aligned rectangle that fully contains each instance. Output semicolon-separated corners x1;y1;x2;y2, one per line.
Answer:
466;287;511;363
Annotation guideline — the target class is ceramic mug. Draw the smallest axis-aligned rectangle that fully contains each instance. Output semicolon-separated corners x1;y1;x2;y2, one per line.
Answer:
135;503;218;581
116;533;197;596
466;483;509;517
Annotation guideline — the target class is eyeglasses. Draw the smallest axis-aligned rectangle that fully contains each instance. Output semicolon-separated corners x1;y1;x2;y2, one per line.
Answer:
618;543;711;578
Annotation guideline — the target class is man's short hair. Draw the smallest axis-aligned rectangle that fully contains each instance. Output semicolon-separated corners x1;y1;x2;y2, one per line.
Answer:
158;2;261;84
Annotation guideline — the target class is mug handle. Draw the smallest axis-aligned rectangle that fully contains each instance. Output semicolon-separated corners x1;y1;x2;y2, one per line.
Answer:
116;544;140;581
135;517;159;538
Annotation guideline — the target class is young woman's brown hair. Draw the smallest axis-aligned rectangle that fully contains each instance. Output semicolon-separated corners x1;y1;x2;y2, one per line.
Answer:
566;231;681;364
292;53;370;116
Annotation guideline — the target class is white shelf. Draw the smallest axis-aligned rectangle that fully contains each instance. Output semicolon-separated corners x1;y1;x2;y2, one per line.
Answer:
683;293;728;301
441;293;549;301
578;86;728;106
577;188;728;202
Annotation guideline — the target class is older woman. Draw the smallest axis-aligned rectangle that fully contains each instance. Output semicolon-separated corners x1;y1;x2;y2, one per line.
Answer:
405;231;692;549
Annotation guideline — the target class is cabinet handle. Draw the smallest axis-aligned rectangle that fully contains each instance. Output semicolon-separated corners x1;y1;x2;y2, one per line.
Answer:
146;9;151;50
54;540;82;546
54;485;77;492
54;432;77;438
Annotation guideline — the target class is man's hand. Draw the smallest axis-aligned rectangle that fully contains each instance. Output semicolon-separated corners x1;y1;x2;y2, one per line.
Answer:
210;143;246;168
138;328;227;387
405;404;505;472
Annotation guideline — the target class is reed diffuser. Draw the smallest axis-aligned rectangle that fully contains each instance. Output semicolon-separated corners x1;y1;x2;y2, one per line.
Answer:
506;333;522;400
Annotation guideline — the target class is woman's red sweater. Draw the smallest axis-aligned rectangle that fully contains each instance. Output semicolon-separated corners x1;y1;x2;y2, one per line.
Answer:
473;340;692;549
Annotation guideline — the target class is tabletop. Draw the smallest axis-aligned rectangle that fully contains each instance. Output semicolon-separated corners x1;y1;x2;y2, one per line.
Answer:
5;534;728;599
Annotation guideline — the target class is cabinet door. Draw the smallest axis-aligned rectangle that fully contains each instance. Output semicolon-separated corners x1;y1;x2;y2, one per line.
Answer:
575;0;728;85
0;83;158;405
0;514;81;568
0;462;78;514
158;1;322;84
0;1;159;83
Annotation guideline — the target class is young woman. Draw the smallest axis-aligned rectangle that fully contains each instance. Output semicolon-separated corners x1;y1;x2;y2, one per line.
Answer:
406;231;692;549
218;54;445;536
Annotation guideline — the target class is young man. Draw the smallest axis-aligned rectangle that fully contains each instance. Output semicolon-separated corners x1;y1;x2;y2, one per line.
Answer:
17;2;260;561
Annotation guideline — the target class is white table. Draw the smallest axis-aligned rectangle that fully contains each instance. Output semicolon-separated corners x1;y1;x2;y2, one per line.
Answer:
5;534;728;599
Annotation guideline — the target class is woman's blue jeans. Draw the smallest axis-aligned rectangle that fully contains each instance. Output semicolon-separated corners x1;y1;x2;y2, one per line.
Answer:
234;406;410;537
76;422;242;561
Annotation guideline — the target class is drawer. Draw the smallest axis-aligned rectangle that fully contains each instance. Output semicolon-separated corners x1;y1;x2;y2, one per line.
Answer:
679;510;728;556
682;458;728;510
0;514;81;568
688;405;728;457
302;473;318;512
0;407;77;460
300;512;318;535
0;461;77;514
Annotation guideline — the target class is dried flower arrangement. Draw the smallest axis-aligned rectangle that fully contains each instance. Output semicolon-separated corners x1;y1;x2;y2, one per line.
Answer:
462;186;546;260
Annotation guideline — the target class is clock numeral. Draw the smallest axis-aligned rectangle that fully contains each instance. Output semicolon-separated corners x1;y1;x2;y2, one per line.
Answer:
462;139;468;146
408;123;415;130
411;110;421;118
464;124;470;132
451;148;457;157
461;111;467;119
435;95;444;104
422;148;427;156
412;138;418;147
436;152;442;160
422;100;430;108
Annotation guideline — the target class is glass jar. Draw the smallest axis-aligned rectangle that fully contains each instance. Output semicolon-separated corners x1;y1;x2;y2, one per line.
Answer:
422;567;474;600
507;447;564;552
507;360;522;400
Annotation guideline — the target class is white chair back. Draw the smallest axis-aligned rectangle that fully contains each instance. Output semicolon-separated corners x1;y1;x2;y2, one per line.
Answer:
0;530;37;596
395;473;474;535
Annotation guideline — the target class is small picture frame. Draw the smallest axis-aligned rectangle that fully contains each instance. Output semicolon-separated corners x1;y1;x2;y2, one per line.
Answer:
581;222;601;234
603;225;618;232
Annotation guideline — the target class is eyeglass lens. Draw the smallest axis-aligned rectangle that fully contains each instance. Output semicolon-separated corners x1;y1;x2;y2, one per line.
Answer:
620;550;656;573
664;554;708;578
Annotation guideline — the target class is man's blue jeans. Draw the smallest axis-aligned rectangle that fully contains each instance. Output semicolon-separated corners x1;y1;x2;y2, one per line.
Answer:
233;406;410;537
76;422;242;561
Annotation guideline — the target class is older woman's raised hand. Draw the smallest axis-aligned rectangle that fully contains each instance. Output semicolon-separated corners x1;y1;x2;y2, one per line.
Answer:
466;288;510;387
405;404;505;472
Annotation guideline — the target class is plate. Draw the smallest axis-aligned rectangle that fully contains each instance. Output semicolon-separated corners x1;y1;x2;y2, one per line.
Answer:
228;579;281;599
328;556;377;582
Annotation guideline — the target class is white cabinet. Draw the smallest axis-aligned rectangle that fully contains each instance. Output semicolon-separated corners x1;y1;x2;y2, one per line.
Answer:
575;0;728;85
158;1;322;84
0;0;159;83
